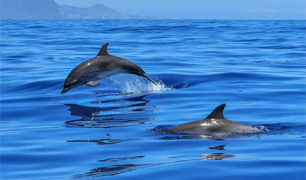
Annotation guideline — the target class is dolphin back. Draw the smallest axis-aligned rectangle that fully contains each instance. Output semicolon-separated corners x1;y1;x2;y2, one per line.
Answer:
169;104;261;136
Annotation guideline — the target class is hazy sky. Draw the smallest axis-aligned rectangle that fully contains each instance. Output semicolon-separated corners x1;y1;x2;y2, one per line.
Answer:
54;0;305;19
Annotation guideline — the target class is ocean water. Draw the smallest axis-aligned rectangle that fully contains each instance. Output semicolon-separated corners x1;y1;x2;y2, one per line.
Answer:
1;20;305;180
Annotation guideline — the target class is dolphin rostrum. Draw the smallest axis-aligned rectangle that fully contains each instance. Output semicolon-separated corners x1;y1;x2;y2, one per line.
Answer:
169;104;261;136
61;43;156;94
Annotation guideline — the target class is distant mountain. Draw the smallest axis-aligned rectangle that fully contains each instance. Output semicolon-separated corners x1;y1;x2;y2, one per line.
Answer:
58;4;162;19
59;4;125;19
0;0;163;19
1;0;60;19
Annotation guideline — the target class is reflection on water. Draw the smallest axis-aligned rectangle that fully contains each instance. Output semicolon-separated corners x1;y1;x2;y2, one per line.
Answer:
67;138;140;145
65;103;112;120
208;145;226;150
65;94;155;128
73;163;154;179
98;156;145;162
66;116;153;128
203;153;235;160
71;144;234;179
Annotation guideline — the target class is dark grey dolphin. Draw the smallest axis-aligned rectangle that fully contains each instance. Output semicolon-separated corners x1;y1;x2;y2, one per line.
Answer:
169;104;261;136
61;43;156;94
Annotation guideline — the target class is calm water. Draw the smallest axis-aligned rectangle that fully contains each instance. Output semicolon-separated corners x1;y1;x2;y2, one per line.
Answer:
1;20;305;180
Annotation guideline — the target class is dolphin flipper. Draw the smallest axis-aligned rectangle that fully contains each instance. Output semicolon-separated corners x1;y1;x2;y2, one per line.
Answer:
85;81;101;87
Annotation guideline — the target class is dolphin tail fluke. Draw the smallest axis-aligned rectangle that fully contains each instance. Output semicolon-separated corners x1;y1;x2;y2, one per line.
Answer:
146;76;157;86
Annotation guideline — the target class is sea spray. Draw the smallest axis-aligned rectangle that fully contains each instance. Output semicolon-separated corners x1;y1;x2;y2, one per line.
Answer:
110;74;171;94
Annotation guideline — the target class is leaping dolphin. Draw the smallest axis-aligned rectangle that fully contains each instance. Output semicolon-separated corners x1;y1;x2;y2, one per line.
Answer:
169;104;261;136
61;43;156;94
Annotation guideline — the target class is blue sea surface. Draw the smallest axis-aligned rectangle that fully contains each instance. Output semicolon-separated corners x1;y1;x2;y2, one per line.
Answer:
1;20;305;180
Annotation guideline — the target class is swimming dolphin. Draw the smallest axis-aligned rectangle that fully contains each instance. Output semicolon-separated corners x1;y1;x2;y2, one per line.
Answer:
61;43;156;94
169;104;261;136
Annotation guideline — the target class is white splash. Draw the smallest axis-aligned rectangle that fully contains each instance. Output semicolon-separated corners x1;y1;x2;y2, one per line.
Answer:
109;74;171;94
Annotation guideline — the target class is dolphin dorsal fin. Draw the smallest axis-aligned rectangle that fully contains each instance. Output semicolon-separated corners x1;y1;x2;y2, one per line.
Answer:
97;43;109;56
205;104;226;119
